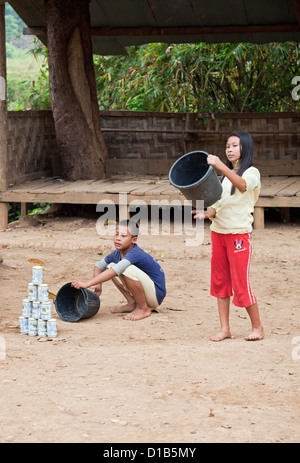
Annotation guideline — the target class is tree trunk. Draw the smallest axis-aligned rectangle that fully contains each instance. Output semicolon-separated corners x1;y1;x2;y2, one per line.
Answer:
0;2;8;230
47;0;110;180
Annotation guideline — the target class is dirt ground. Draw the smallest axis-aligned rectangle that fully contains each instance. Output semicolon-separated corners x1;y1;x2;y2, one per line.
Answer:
0;209;299;444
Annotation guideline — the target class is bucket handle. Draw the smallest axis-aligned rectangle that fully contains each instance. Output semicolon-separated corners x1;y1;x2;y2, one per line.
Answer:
81;288;89;304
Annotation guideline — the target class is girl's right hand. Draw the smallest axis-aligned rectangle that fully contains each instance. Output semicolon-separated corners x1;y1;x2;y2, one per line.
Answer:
191;208;216;220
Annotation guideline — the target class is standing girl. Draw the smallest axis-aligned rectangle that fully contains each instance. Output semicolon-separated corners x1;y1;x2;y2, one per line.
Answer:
193;131;264;342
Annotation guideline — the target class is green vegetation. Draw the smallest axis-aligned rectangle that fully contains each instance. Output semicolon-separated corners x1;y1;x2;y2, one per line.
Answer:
6;4;49;110
6;5;300;113
94;42;300;113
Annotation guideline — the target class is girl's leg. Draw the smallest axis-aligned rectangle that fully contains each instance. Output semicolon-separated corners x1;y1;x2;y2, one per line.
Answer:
225;234;264;340
210;232;232;341
210;296;232;341
245;302;264;341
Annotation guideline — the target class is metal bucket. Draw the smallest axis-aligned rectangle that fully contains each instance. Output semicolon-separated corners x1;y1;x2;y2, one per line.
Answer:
55;282;100;322
169;150;222;208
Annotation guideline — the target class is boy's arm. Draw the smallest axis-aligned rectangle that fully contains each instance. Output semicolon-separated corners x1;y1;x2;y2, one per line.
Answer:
94;266;103;295
72;267;117;290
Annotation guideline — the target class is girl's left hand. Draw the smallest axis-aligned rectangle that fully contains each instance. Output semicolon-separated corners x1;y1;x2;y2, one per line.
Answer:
72;280;88;289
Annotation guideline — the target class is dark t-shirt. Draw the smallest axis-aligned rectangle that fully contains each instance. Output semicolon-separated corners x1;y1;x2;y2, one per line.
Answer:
101;244;166;305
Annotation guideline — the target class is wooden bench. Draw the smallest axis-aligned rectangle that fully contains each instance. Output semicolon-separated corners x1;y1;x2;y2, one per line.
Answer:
1;159;299;230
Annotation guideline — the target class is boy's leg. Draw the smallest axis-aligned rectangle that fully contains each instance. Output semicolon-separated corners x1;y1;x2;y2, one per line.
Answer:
103;263;136;313
121;276;152;321
110;276;137;314
110;264;158;321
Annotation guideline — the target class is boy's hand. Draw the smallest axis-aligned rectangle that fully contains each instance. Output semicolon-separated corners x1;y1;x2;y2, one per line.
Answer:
71;280;88;290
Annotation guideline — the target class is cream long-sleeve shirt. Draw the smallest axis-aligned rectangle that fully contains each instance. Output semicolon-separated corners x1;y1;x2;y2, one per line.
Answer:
210;166;261;234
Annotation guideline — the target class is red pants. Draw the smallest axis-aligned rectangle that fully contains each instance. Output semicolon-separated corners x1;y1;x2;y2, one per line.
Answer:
210;231;257;308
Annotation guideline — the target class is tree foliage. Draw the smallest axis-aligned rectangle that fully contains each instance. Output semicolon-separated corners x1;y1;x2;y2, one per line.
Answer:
94;42;300;113
7;32;300;113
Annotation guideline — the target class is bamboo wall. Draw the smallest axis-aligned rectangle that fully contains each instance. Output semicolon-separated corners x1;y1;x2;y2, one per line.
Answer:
7;111;57;184
6;110;300;183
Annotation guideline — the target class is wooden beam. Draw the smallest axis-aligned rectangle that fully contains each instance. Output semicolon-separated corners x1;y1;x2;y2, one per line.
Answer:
23;23;300;37
0;3;8;229
292;0;300;24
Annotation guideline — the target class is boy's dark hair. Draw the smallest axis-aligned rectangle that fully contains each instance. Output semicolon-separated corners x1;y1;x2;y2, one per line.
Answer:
118;219;139;237
223;130;254;195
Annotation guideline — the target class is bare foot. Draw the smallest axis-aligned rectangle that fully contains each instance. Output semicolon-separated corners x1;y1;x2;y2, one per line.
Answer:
123;307;151;321
210;330;231;342
245;328;264;341
111;302;136;314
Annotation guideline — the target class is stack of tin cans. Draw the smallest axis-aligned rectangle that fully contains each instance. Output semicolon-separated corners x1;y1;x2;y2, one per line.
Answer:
19;265;57;338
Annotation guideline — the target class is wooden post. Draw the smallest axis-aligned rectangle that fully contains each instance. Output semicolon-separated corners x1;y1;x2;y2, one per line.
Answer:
253;206;264;229
0;1;8;229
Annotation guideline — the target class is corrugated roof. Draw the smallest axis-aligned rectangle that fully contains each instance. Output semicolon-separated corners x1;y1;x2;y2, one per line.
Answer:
8;0;300;55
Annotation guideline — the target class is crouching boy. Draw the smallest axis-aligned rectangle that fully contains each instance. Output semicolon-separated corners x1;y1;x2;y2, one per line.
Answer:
72;220;166;321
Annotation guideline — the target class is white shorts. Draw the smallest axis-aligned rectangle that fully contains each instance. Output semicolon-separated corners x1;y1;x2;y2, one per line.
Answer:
108;263;159;308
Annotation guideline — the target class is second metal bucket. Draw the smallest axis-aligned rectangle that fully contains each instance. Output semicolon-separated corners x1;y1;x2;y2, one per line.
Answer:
169;150;222;208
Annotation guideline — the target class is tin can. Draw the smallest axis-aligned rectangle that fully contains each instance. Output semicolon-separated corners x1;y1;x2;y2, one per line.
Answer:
19;316;28;334
32;266;43;285
22;299;32;318
31;301;41;319
28;283;38;302
47;319;57;338
28;317;38;336
38;319;47;337
38;284;49;303
40;301;52;320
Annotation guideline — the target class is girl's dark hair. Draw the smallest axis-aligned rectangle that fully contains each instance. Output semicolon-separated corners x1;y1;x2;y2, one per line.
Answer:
223;130;254;195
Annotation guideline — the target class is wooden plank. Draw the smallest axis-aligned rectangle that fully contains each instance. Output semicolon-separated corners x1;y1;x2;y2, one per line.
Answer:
6;178;56;193
53;179;101;193
84;179;136;194
103;181;139;194
259;178;274;191
129;183;165;195
259;177;291;197
254;160;300;176
25;24;300;37
145;183;176;195
8;170;52;186
277;179;300;196
256;196;300;207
